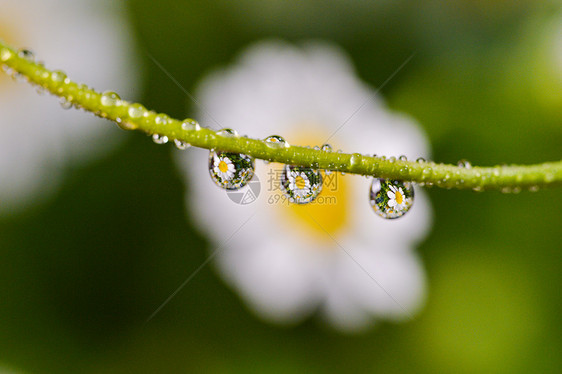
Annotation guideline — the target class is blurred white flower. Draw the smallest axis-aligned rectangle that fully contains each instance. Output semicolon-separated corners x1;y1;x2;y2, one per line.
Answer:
0;0;139;213
176;41;432;331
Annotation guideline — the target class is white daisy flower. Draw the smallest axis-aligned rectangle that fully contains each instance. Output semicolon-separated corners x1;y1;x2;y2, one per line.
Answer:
176;41;432;331
0;0;139;213
213;154;236;181
288;171;311;198
387;184;407;212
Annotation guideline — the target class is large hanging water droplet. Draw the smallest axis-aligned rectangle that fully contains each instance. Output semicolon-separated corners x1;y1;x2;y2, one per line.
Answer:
209;151;255;190
369;179;414;219
280;165;323;204
264;135;289;149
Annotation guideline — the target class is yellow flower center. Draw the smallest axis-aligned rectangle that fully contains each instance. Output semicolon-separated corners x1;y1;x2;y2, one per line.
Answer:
395;190;403;205
273;129;351;244
218;160;228;173
295;175;306;189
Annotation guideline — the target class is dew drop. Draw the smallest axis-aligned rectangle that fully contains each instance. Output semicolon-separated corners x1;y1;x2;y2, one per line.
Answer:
209;151;255;190
50;70;67;84
155;114;169;126
323;146;334;175
217;128;238;137
12;71;25;82
1;48;15;62
350;153;362;168
181;119;201;131
399;155;408;161
369;179;414;219
59;97;73;110
17;49;35;61
416;157;426;163
264;135;288;149
174;139;191;150
100;91;120;107
389;156;396;163
152;134;168;144
127;104;146;119
457;159;472;169
422;167;433;180
280;165;323;204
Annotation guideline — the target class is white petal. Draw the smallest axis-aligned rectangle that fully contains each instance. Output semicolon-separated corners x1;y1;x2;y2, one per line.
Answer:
216;233;323;323
329;237;426;320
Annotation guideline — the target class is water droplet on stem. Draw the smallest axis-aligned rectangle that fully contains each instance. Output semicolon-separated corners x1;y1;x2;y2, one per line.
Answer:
174;139;191;150
264;135;289;149
100;91;120;107
152;134;168;144
457;159;472;169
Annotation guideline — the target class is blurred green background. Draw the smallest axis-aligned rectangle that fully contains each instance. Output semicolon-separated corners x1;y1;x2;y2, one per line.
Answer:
1;0;562;373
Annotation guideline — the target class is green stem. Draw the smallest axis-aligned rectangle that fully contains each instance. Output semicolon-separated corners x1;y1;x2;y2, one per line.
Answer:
1;41;561;192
